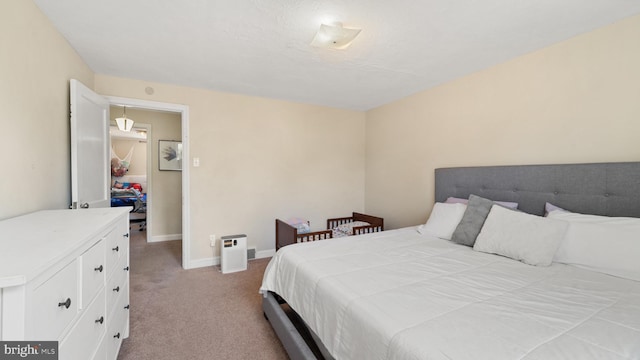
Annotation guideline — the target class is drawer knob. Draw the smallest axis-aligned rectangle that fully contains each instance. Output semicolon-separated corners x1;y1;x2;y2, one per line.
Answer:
95;316;104;324
123;266;130;271
124;304;130;310
58;298;71;309
123;233;129;238
94;265;104;272
113;286;120;292
112;246;119;252
114;333;121;339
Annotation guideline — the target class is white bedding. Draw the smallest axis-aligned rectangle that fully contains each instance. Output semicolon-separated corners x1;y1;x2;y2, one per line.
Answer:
260;228;640;360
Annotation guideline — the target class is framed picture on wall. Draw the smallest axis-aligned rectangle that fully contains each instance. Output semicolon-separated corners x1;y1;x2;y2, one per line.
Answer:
159;140;182;171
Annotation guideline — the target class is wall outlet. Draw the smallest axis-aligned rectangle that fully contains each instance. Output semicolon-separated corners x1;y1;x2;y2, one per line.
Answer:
209;234;216;247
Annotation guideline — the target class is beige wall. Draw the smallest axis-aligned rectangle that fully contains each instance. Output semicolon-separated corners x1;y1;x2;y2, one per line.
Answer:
111;107;183;238
111;138;146;176
5;0;638;266
96;76;366;260
0;0;94;219
365;14;640;229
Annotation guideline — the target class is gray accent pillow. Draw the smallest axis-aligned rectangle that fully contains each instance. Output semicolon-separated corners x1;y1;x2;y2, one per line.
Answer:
450;194;495;246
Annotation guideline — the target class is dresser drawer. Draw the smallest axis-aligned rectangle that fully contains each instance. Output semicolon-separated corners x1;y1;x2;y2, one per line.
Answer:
92;334;108;360
106;260;128;316
32;259;79;340
81;239;106;308
120;279;130;339
105;229;125;276
59;288;106;360
106;296;128;360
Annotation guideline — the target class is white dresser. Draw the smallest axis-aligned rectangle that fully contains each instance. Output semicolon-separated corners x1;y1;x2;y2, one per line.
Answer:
0;208;131;360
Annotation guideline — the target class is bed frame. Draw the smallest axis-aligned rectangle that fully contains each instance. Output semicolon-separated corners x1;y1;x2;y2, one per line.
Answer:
264;161;640;360
275;212;384;250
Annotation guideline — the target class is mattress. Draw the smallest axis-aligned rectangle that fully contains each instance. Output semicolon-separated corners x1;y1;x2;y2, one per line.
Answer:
260;228;640;360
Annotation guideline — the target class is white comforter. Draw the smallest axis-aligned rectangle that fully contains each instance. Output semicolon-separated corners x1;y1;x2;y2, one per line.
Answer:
260;228;640;360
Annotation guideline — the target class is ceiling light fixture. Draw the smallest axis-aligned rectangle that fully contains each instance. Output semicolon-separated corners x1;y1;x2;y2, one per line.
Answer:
115;106;134;132
311;22;362;50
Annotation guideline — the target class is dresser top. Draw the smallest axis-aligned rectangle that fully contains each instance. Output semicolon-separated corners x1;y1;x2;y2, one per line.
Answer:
0;208;130;287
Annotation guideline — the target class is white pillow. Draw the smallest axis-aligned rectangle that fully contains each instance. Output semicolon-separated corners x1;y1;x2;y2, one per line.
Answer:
417;202;466;240
548;211;640;281
473;205;568;266
544;202;569;216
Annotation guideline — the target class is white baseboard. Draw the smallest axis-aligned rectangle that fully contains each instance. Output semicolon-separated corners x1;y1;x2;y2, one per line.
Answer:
187;249;275;270
256;249;275;259
149;234;181;243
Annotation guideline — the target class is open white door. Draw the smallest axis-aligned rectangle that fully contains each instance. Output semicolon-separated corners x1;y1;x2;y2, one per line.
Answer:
70;79;110;209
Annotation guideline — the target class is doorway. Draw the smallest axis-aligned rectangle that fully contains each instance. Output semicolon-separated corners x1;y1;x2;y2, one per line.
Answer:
110;119;151;242
107;96;192;270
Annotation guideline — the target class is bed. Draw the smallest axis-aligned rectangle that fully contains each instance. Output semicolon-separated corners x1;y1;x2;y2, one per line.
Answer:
111;175;147;230
276;212;384;250
260;162;640;360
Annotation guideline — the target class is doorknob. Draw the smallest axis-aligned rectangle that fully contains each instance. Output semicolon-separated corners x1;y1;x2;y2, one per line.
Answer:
80;203;90;209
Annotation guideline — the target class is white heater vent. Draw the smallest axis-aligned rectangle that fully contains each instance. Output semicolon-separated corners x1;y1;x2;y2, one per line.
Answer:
220;234;247;274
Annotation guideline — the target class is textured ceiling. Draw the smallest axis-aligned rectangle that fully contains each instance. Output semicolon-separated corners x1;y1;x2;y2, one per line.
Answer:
34;0;640;111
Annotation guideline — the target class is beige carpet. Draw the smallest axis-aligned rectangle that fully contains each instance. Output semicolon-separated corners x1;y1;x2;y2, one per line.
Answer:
118;229;288;360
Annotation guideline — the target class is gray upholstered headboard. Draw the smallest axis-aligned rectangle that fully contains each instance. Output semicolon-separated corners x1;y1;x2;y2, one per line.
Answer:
435;162;640;218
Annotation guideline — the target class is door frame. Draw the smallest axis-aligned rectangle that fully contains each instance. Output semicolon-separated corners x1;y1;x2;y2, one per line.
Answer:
106;96;192;270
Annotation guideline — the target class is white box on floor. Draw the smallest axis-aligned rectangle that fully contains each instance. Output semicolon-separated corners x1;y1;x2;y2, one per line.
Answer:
220;234;247;274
